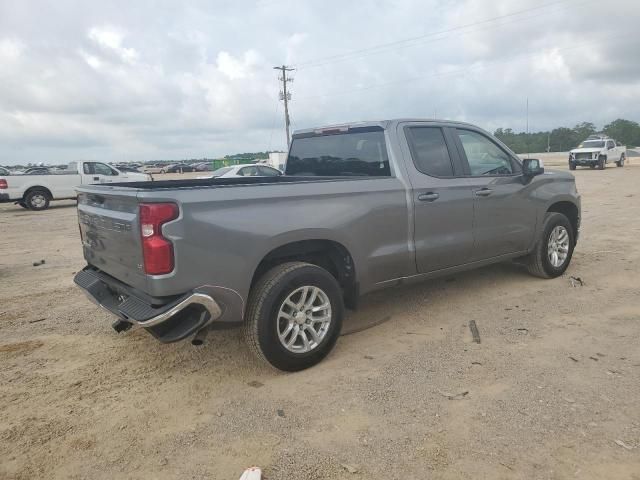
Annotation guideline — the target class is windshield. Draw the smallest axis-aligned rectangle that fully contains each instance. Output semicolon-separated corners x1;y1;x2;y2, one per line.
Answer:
579;141;604;148
211;166;233;176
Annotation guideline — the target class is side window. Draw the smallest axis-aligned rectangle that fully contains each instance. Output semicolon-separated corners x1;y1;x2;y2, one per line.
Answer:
457;130;514;176
238;166;258;176
406;127;454;177
93;163;117;176
83;163;93;174
607;140;614;149
258;166;280;176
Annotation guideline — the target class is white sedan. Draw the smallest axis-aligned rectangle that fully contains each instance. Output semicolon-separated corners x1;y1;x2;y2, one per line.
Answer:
202;164;283;179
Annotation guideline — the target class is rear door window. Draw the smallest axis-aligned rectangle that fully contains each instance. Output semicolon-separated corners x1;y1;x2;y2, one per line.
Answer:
286;128;390;177
405;127;454;177
258;166;281;176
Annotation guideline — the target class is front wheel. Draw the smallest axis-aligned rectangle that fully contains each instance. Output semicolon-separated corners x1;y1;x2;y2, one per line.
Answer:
525;212;575;278
598;156;606;170
244;262;344;371
616;154;625;167
569;162;576;170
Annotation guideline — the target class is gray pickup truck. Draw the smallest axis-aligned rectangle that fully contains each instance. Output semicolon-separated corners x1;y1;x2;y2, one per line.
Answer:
74;119;580;371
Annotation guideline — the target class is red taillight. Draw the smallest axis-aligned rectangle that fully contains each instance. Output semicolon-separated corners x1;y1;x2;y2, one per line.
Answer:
0;179;7;189
139;203;179;275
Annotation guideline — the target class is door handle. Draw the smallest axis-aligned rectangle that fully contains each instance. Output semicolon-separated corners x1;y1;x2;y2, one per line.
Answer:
93;176;99;181
475;188;493;197
418;192;439;202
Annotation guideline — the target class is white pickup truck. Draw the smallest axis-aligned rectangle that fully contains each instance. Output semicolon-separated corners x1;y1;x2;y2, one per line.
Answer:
0;161;150;211
569;136;626;170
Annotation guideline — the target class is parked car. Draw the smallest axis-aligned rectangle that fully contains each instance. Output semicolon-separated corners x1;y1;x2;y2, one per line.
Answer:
23;167;52;175
113;164;143;173
192;162;213;172
0;161;151;210
139;164;168;174
569;137;626;170
205;164;282;178
165;163;195;173
74;119;580;371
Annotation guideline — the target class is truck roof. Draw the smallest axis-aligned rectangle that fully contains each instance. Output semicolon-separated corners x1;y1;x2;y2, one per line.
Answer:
292;118;480;136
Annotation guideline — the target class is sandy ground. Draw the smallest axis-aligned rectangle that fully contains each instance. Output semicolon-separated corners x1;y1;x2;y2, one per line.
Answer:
1;164;639;480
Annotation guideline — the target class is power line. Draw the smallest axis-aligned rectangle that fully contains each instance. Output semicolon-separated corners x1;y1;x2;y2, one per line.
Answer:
273;65;295;148
295;32;624;103
294;0;584;69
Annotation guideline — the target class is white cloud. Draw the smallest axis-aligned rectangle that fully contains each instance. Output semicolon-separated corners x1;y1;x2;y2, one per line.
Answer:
0;0;639;165
88;25;138;64
0;38;25;63
216;50;261;80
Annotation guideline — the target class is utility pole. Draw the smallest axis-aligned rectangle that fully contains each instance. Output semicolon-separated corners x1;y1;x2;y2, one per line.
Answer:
525;97;529;158
274;65;295;148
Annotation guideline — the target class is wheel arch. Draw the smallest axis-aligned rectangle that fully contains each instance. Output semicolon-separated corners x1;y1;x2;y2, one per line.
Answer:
250;238;359;309
23;185;53;201
547;201;579;244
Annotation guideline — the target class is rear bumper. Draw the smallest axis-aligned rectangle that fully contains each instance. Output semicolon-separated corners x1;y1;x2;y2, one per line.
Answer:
74;267;223;342
0;193;10;202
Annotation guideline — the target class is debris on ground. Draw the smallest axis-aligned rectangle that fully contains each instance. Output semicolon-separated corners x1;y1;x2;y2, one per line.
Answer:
247;381;264;388
341;464;359;474
569;276;584;287
517;328;529;334
277;409;285;418
239;467;262;479
614;440;634;451
28;318;46;324
438;390;469;400
589;356;599;361
469;320;481;344
569;356;579;362
32;259;46;267
364;355;374;360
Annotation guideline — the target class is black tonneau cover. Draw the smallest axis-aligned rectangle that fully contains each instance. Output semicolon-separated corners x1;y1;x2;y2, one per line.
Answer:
108;175;369;190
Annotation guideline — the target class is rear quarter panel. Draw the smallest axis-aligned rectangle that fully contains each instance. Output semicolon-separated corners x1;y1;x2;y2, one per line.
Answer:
142;178;414;304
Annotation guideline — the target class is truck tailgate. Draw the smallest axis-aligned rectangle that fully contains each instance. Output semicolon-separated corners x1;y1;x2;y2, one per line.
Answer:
77;189;147;292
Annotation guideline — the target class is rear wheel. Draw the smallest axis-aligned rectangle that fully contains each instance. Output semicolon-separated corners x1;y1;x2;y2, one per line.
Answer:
244;262;344;371
24;189;50;211
616;154;625;167
525;212;575;279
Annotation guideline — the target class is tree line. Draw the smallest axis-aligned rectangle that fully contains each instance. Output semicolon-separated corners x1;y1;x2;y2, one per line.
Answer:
494;119;640;153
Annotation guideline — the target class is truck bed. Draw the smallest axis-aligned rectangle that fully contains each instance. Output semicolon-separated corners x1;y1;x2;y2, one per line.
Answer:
104;175;364;190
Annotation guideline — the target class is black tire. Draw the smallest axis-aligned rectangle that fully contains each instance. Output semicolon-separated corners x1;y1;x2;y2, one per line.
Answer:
569;162;576;170
525;212;575;279
598;156;606;170
24;188;50;211
244;262;344;371
589;164;595;169
17;201;28;209
616;154;625;167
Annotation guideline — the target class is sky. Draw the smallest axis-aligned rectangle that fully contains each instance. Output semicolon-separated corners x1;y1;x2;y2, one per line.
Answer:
0;0;639;165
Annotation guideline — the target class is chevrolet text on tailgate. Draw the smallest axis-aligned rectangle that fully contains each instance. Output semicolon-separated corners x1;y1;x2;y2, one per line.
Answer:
74;119;581;371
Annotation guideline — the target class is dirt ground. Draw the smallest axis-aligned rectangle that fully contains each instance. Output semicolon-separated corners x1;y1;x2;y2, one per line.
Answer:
1;164;639;480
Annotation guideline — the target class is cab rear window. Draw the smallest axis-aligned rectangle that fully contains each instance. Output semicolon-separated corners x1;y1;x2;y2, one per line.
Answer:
286;128;390;177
